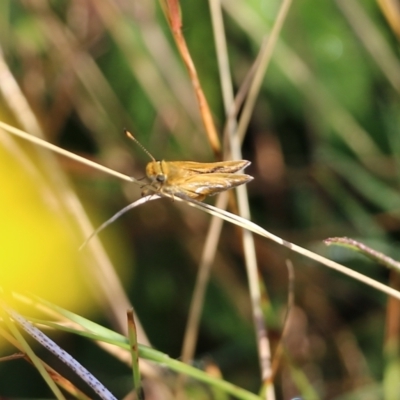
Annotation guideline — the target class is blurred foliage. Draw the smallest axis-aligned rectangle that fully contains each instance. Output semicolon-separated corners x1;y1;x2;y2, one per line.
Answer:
1;0;400;398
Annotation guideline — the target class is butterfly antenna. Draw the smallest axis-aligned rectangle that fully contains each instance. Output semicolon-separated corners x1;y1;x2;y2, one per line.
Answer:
124;129;156;162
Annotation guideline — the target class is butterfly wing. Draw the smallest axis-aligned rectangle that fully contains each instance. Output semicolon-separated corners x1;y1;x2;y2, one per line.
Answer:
167;160;251;176
162;173;253;200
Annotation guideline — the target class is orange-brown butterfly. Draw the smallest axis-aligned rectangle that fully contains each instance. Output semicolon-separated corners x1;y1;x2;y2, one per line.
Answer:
126;130;253;201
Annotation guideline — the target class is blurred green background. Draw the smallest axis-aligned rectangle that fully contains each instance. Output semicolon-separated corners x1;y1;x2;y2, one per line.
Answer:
1;0;400;398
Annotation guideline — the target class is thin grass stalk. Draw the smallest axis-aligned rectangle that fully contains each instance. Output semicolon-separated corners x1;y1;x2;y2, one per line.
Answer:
0;303;66;399
183;199;400;301
0;120;144;341
180;0;266;369
222;0;383;171
127;309;143;400
208;1;297;395
89;0;196;135
180;32;275;371
107;0;201;124
285;359;320;400
25;1;134;139
1;302;116;399
0;326;92;399
0;122;134;183
324;237;400;272
235;0;293;143
180;29;274;370
377;0;400;40
266;261;295;388
163;0;221;157
336;0;400;93
180;192;228;364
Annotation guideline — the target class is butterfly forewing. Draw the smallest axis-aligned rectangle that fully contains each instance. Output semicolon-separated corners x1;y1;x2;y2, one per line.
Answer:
167;160;251;175
163;172;253;200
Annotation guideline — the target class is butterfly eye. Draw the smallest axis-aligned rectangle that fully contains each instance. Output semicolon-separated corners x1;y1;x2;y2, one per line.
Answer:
156;174;166;182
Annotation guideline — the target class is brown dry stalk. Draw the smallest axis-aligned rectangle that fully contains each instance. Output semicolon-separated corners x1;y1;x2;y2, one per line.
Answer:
164;0;221;158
